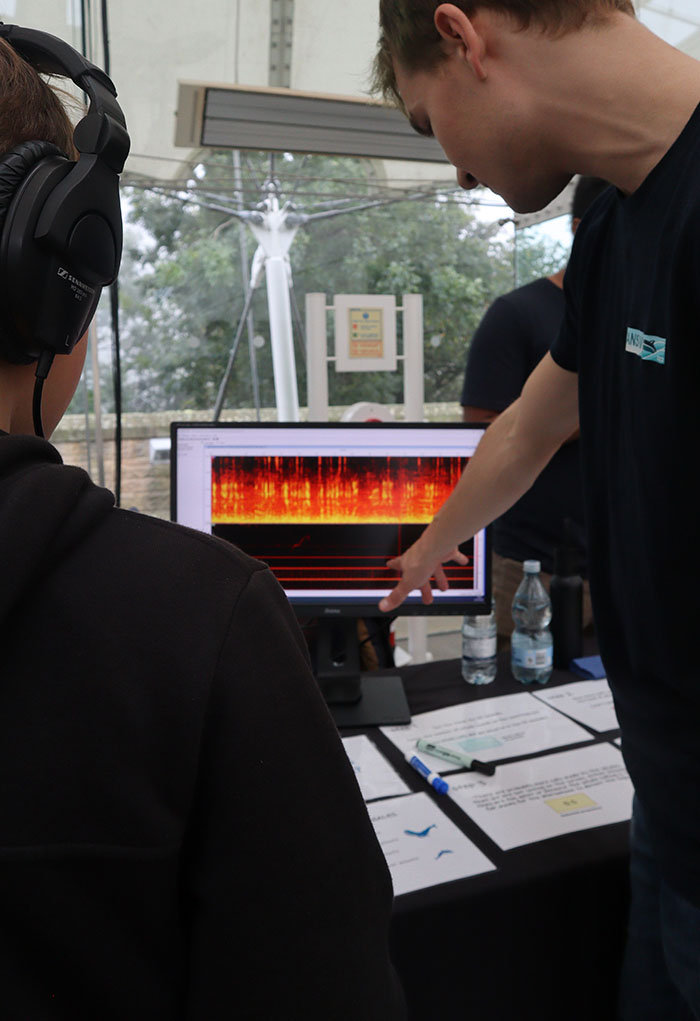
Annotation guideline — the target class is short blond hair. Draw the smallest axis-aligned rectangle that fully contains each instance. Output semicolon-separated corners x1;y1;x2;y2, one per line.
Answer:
372;0;636;107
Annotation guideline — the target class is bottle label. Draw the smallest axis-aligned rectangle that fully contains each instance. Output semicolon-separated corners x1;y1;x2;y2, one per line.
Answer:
512;646;553;669
464;637;497;659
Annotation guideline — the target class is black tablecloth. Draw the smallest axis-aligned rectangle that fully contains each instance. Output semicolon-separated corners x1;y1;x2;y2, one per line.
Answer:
353;651;630;1021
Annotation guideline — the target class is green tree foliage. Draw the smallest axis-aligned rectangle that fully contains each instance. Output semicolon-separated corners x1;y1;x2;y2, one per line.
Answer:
101;151;567;414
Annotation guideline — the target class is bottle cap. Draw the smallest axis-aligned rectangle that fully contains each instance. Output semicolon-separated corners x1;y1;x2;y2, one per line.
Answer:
523;560;541;574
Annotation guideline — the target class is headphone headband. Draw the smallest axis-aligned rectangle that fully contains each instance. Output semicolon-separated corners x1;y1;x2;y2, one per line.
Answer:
0;23;114;91
0;23;129;173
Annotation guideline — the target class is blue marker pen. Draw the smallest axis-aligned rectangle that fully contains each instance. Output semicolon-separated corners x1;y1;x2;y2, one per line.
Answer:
404;751;449;795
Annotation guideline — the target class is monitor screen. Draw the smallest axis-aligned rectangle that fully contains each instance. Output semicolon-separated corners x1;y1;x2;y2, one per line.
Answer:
170;421;490;617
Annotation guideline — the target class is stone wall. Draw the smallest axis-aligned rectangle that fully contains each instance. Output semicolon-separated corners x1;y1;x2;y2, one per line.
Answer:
52;403;462;520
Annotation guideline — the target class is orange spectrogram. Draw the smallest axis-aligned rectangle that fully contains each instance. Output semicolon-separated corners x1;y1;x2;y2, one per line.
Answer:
211;455;466;524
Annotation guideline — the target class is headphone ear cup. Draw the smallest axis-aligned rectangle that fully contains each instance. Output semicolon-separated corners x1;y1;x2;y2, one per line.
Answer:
0;140;66;227
0;140;100;365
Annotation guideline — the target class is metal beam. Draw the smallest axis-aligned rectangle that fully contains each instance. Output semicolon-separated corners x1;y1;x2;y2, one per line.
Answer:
269;0;294;88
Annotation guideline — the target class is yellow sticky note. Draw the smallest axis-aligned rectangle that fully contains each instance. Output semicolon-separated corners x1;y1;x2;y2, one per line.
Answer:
545;792;598;816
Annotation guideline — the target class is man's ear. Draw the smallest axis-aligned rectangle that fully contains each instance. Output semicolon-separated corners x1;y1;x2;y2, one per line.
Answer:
434;3;488;81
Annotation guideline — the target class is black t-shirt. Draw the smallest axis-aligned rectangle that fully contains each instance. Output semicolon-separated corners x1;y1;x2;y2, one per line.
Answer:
462;277;586;575
551;102;700;905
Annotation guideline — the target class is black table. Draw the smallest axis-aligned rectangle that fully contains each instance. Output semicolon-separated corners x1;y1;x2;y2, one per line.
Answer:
349;651;630;1021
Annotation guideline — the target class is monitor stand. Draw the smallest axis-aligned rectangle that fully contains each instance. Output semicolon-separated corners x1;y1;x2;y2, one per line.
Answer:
314;618;411;728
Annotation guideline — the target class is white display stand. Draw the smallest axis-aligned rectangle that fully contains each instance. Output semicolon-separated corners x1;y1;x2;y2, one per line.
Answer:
334;295;398;373
340;401;394;423
305;292;424;423
305;292;429;663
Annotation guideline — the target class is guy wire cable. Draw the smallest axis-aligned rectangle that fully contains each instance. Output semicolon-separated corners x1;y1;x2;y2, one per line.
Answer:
110;280;122;507
80;0;88;59
101;0;122;507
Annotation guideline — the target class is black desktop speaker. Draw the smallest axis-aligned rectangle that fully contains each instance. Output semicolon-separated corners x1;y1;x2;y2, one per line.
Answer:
0;23;129;366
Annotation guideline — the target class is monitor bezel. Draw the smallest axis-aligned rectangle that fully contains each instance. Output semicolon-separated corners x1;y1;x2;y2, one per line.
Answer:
170;420;492;618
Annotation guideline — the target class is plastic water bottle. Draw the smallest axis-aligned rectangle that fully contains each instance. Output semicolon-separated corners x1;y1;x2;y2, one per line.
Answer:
511;561;553;684
462;603;497;685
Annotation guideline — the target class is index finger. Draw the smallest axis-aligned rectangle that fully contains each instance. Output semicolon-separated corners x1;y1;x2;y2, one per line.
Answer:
379;576;415;613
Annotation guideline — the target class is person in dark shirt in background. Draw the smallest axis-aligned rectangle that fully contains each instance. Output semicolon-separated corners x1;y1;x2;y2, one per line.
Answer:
461;176;609;637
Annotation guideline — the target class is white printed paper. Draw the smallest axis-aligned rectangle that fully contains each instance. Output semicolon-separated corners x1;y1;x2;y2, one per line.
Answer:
448;743;633;850
531;679;619;733
342;734;410;801
381;692;592;772
368;792;496;896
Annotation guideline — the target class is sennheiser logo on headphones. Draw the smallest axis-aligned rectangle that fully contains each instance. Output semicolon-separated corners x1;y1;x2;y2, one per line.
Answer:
57;266;95;299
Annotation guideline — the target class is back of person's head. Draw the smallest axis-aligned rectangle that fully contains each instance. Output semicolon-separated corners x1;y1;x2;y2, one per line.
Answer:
372;1;636;108
0;29;128;437
571;175;611;223
0;38;78;394
0;38;75;163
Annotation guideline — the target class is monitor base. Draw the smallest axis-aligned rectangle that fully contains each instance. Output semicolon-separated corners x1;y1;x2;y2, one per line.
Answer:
329;673;410;728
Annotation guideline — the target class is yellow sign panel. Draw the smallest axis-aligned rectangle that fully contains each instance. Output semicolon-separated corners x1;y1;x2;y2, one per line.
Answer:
545;792;598;816
334;294;397;372
349;308;384;359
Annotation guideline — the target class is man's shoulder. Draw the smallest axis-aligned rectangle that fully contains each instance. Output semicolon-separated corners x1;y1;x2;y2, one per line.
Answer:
499;276;563;313
508;277;559;298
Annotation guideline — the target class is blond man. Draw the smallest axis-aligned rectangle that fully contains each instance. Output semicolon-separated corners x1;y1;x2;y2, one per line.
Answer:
374;3;700;1017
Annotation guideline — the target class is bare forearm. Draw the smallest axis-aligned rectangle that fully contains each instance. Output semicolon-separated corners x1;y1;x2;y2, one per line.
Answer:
421;398;556;560
379;355;578;611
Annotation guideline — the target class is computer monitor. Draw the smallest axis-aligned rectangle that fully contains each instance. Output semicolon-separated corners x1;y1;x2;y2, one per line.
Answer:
171;422;491;726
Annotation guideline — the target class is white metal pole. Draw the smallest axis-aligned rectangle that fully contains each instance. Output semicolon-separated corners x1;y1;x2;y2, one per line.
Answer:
407;618;431;664
250;189;300;423
403;291;428;658
264;255;300;421
232;150;261;418
305;292;329;421
402;293;424;422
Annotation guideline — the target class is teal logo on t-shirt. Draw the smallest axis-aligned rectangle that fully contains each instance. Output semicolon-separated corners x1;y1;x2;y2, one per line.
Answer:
625;328;667;365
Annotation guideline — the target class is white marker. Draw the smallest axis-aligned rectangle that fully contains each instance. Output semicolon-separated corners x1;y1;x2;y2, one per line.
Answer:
417;738;496;776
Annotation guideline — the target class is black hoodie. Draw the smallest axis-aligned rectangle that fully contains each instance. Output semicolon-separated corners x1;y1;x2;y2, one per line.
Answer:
0;432;404;1020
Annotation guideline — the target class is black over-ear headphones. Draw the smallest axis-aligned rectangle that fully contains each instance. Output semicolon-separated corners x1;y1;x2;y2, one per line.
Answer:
0;23;130;378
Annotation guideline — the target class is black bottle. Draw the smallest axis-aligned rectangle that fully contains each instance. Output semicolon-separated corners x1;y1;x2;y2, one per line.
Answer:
550;522;583;670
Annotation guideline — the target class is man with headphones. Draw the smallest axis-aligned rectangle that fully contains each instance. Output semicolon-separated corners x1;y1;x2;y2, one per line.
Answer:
0;26;405;1019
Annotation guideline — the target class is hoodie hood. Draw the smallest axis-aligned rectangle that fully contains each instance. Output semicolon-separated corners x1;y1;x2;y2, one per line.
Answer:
0;432;114;622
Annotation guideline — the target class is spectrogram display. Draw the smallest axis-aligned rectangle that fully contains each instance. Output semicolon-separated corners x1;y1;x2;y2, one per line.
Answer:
211;454;475;593
211;454;465;524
